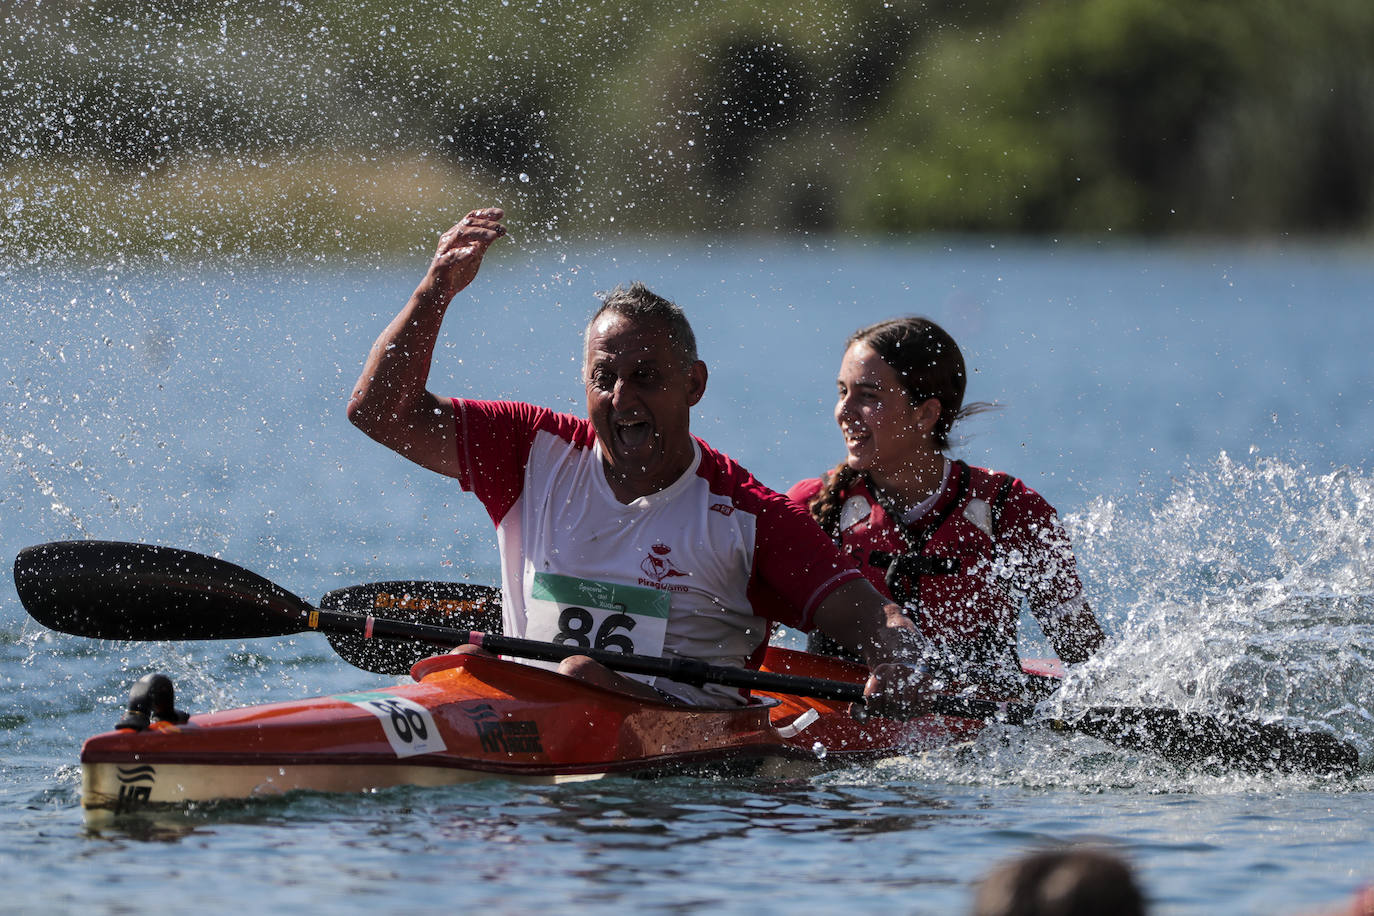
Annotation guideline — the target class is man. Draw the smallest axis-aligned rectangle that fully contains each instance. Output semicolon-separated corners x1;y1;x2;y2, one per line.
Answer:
347;207;931;716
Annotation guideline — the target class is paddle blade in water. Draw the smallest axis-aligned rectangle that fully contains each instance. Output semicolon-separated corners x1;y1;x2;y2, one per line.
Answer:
14;540;312;641
1060;706;1359;777
320;580;502;674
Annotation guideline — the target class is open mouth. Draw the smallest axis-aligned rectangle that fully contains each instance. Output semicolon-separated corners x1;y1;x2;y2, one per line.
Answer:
615;418;654;450
842;424;869;448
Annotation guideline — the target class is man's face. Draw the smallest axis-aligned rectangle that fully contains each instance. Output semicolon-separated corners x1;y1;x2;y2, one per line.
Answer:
584;312;707;500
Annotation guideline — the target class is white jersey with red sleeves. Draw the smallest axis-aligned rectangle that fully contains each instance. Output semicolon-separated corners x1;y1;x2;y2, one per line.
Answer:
451;398;863;706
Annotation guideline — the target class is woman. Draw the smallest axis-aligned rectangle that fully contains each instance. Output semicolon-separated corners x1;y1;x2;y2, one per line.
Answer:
788;317;1104;686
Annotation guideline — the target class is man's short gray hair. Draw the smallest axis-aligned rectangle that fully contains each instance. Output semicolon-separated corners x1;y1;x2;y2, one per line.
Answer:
586;282;699;365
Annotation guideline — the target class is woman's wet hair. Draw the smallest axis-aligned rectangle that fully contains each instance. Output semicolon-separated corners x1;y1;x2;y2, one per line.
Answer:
809;316;992;535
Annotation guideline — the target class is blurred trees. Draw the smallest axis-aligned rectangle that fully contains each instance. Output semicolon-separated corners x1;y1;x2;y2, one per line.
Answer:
849;0;1374;235
2;0;1371;260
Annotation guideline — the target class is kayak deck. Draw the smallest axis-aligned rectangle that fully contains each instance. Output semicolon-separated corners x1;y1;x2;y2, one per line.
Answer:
82;649;1061;816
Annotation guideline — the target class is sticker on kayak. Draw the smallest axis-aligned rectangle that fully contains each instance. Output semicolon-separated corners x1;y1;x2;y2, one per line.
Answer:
115;764;156;813
335;692;447;758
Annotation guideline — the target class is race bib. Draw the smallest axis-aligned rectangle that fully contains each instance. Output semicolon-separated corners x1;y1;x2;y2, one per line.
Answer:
525;572;671;683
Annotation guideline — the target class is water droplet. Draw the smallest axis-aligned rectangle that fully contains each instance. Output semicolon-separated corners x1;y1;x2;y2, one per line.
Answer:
518;173;530;183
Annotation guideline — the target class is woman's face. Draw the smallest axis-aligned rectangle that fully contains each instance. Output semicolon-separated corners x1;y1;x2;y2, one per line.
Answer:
834;341;938;475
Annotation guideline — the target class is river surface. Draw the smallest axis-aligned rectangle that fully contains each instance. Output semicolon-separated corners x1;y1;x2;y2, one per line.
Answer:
3;239;1373;914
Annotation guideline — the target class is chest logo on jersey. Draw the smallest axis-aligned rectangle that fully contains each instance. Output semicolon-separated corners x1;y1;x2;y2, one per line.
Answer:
710;502;735;517
640;543;691;587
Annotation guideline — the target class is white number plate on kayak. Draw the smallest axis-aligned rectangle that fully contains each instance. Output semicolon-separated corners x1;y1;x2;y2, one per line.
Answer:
335;692;447;758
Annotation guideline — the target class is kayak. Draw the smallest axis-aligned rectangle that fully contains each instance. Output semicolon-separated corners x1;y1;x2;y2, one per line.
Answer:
81;646;1062;818
28;540;1349;817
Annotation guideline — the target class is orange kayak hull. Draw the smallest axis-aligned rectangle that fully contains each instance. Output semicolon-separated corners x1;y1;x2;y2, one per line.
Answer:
82;648;1061;816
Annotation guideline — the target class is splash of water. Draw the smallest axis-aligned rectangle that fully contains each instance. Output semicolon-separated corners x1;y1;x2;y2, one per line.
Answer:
0;426;94;538
834;454;1374;791
1064;452;1373;733
1014;452;1374;789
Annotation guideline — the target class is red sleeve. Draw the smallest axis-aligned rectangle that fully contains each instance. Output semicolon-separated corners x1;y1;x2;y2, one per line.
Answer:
451;398;591;526
747;483;864;632
693;445;862;632
785;476;825;507
997;479;1085;610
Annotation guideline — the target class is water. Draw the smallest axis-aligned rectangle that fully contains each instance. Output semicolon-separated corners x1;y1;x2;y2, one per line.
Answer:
3;239;1373;914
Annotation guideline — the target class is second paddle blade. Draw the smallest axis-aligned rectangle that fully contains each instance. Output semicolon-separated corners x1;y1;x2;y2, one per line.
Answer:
14;540;312;641
1064;705;1359;777
320;580;503;674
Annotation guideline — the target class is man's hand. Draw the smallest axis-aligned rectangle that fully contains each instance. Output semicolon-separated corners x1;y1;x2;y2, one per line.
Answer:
424;207;506;302
858;662;939;720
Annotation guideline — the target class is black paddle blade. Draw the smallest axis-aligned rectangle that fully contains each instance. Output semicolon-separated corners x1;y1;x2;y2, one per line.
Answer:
1061;706;1360;777
320;580;502;674
14;540;313;641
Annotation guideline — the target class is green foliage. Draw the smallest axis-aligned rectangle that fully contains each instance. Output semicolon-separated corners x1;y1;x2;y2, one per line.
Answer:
850;0;1374;234
2;0;1371;261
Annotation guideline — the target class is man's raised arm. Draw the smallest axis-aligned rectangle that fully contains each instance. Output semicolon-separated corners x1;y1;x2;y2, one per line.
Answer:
346;208;506;476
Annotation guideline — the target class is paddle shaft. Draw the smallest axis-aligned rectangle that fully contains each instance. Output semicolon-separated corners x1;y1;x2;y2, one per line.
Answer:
309;607;965;711
319;609;1328;761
